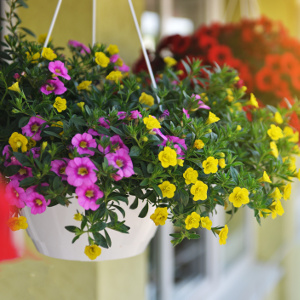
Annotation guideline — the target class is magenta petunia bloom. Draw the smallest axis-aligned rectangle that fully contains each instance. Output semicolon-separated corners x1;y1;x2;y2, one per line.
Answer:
22;115;47;141
116;62;130;72
48;60;71;80
198;100;210;110
75;184;103;211
65;157;98;187
105;148;134;181
183;108;190;118
2;145;11;161
28;147;41;158
153;128;168;141
40;78;67;95
68;40;91;54
130;110;142;119
110;135;129;153
98;117;110;129
8;160;33;181
5;180;26;208
71;133;97;156
87;128;100;136
25;191;50;215
117;111;127;120
110;54;120;63
50;159;70;180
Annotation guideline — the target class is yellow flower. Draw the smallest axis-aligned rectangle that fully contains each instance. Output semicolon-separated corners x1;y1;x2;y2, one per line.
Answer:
284;126;299;143
219;225;228;245
190;180;208;201
283;183;292;200
183;167;198;185
26;51;40;63
202;156;218;174
53;97;67;112
51;121;64;135
218;158;226;169
241;86;247;92
200;216;212;230
143;115;161;130
271;187;282;201
293;145;300;156
236;125;242;131
226;88;233;96
42;47;57;60
158;181;176;198
259;208;272;218
163;56;177;67
270;141;279;158
38;33;52;44
84;245;102;260
158;146;177;168
228;187;250;208
7;216;28;231
274;112;283;124
177;159;184;166
8;82;21;93
77;81;92;91
206;112;220;125
267;124;284;141
74;213;83;221
283;156;296;172
106;44;119;55
9;132;28;152
185;212;201;230
258;171;272;183
41;141;48;151
247;93;259;108
193;139;204;149
150;207;168;226
77;102;85;112
95;52;110;67
270;200;284;219
234;102;243;111
106;70;123;83
115;58;123;67
139;92;154;106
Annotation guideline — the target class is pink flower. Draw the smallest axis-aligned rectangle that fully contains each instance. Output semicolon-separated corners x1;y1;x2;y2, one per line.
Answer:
183;108;190;118
25;191;50;215
8;161;33;181
13;73;21;80
75;184;103;211
65;157;98;187
28;147;41;158
87;128;100;136
110;54;120;63
68;40;91;54
71;133;97;156
48;60;71;80
130;110;142;119
117;62;130;72
22;115;47;141
98;117;110;129
105;149;134;181
110;135;129;152
2;145;11;162
159;136;187;159
40;78;67;95
198;100;210;110
117;111;127;120
50;159;70;180
5;180;26;208
153;128;168;141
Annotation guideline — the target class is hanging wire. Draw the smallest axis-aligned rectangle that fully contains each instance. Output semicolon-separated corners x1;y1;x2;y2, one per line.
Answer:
42;0;63;54
92;0;96;46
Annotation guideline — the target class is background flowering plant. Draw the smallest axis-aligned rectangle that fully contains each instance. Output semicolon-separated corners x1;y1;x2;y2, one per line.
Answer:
1;1;299;260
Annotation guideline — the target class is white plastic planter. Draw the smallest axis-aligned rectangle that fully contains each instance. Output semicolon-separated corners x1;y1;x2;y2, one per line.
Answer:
22;195;157;261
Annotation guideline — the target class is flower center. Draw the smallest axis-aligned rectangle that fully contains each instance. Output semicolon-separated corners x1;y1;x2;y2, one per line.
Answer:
85;190;94;198
19;168;27;175
14;190;19;198
55;68;61;74
46;84;55;91
35;199;43;206
79;141;87;148
116;159;123;167
16;141;22;148
59;167;66;175
31;124;39;132
78;167;88;176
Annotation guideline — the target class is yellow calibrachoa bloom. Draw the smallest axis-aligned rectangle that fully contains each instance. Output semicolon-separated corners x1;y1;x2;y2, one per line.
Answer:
183;167;198;185
274;112;283;124
236;125;242;131
259;208;271;218
74;213;83;221
51;121;64;135
219;225;228;245
77;81;92;91
271;187;282;201
258;171;272;183
106;44;119;55
77;102;85;112
206;112;220;124
143;115;161;130
158;181;176;198
283;126;299;143
218;158;226;169
9;132;28;152
95;52;110;68
267;124;284;141
41;141;48;151
163;56;177;67
228;187;250;208
185;212;201;230
84;245;101;260
106;70;123;83
190;180;208;201
177;159;184;167
270;200;284;219
193;139;204;149
8;82;21;93
202;156;218;174
26;51;40;63
53;97;67;112
283;156;296;171
150;207;168;226
42;47;57;60
270;141;279;158
139;92;154;106
200;216;212;230
247;93;259;108
7;216;28;231
158;146;177;168
283;183;292;200
38;33;52;44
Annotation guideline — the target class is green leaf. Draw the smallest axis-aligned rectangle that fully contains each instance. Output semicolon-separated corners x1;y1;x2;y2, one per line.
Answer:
130;197;139;209
152;183;162;198
138;202;149;218
72;235;81;244
110;126;125;137
3;164;20;176
65;226;79;233
90;222;107;232
93;232;109;248
19;177;37;188
0;51;12;60
230;166;239;184
13;151;30;166
104;229;112;248
80;217;88;230
147;163;154;173
43;130;62;139
140;178;149;186
129;146;140;157
20;27;36;38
